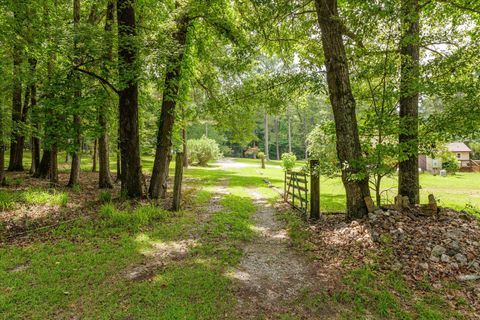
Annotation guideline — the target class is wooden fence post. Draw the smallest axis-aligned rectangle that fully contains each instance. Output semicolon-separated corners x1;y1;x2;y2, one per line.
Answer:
171;152;184;211
310;159;320;220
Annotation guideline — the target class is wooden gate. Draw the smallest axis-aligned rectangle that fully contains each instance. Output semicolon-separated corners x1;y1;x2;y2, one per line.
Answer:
284;171;308;215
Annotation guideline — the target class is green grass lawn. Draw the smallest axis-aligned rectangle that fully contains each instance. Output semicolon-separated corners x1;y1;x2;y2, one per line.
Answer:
0;160;260;319
225;157;480;215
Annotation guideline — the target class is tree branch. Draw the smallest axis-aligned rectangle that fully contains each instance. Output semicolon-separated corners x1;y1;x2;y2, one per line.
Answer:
74;67;119;95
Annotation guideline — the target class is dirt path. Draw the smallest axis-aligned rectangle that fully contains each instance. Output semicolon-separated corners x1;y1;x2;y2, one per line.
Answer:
231;188;316;318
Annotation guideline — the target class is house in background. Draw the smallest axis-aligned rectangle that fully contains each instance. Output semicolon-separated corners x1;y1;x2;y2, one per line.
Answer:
419;142;480;173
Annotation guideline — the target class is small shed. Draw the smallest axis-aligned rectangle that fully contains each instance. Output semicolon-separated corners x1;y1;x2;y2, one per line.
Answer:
446;142;471;165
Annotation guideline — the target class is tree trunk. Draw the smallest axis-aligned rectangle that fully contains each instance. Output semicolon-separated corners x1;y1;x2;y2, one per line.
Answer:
98;0;114;189
398;0;420;204
287;109;292;153
0;104;4;184
171;152;184;211
68;0;82;188
29;58;40;175
50;145;58;185
264;113;269;160
8;39;24;172
314;0;370;219
36;150;51;178
117;0;143;198
149;13;189;199
182;127;188;167
275;117;280;160
92;139;97;172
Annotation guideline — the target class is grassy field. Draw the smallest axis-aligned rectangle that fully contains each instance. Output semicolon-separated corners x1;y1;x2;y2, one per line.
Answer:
224;158;480;215
4;152;479;214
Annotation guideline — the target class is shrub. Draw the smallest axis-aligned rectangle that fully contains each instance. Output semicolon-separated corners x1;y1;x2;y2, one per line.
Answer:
281;152;297;171
440;150;460;174
99;190;112;203
187;136;222;166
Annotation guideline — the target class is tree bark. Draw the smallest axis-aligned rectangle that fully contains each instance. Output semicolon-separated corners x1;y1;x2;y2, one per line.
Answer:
274;117;280;160
68;0;82;187
149;13;189;199
0;105;4;184
92;139;97;172
8;39;24;172
29;58;40;175
264;113;269;160
182;127;188;167
117;0;143;198
287;108;292;153
98;0;114;189
36;150;51;178
398;0;420;204
314;0;371;219
50;145;58;185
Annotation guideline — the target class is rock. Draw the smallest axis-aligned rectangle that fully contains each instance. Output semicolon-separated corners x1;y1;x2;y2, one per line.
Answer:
430;256;439;262
446;230;463;240
431;245;446;257
450;262;459;270
446;241;460;256
383;211;391;217
441;254;450;263
364;196;376;213
457;274;480;282
455;253;468;264
368;212;378;222
420;263;429;270
468;261;479;271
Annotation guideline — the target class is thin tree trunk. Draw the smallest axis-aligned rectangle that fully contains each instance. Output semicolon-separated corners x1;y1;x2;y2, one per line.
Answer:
50;145;58;185
0;104;4;184
275;117;280;160
264;113;269;160
287;109;292;153
68;0;82;187
314;0;371;219
8;38;24;172
182;128;188;167
149;12;189;199
398;0;420;204
98;0;114;189
92;139;97;172
117;0;143;198
29;58;39;175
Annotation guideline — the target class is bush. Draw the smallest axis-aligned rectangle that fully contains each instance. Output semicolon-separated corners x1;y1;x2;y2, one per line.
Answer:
187;136;222;166
281;153;297;171
440;149;460;174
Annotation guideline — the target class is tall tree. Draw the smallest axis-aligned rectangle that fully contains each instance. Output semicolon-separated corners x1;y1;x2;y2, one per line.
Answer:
8;8;24;172
274;116;280;160
398;0;420;204
29;58;40;175
314;0;370;219
264;113;269;160
117;0;143;198
149;9;189;199
68;0;82;187
98;0;115;189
